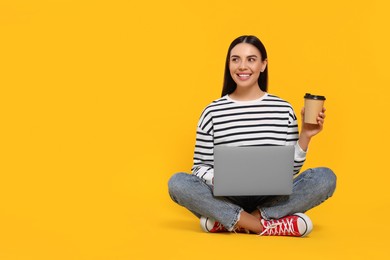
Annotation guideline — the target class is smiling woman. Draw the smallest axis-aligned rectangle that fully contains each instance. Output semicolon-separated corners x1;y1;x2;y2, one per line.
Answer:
168;35;336;237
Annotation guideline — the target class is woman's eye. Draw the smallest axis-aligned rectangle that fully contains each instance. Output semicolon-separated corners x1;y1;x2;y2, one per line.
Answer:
248;58;256;62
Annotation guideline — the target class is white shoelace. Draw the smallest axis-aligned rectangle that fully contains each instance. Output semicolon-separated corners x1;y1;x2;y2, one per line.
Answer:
232;226;250;234
260;218;297;236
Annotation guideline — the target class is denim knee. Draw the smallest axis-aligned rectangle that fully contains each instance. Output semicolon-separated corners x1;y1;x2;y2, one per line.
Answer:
314;167;337;198
168;172;190;203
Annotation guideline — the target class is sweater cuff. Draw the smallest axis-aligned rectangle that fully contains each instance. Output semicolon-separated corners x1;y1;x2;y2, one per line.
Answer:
295;142;307;160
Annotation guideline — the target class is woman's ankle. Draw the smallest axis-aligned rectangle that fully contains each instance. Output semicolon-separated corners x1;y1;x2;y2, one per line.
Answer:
251;209;262;219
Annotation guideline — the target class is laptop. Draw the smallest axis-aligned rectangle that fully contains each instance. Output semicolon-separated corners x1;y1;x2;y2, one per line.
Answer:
213;145;294;196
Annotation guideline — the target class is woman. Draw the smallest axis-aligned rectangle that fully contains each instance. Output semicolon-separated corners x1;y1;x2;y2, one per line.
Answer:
168;35;336;237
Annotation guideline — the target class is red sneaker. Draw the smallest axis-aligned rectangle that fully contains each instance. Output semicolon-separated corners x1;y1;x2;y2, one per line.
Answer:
260;213;313;237
200;216;250;233
200;216;228;233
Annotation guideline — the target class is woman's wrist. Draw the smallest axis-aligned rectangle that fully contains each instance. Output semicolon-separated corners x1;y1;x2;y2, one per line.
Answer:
298;132;312;152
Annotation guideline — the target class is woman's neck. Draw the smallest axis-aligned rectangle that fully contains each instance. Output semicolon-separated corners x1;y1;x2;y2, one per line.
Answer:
229;86;265;101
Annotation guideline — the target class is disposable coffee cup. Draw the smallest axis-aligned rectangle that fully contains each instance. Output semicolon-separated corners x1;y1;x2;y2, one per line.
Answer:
304;93;326;124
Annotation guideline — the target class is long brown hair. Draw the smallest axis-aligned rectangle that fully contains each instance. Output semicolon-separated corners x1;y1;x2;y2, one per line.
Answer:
221;35;268;97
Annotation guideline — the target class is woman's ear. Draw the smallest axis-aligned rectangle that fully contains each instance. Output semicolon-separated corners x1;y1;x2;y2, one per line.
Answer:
261;59;268;72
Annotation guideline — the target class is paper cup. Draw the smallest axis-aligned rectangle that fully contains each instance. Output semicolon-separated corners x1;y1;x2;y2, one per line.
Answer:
304;93;326;124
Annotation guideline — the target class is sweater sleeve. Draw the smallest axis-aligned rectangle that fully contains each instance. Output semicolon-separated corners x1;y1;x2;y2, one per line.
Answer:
191;109;215;185
286;107;306;175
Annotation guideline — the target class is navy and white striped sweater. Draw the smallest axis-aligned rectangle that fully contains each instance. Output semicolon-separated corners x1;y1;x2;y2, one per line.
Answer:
192;93;307;185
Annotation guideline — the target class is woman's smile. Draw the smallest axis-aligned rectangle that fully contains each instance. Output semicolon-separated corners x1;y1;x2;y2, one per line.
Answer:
236;73;252;81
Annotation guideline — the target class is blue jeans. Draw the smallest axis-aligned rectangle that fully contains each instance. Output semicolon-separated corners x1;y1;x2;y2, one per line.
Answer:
168;167;336;231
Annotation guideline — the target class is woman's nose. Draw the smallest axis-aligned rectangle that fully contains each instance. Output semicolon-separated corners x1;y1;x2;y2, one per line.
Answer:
238;61;248;70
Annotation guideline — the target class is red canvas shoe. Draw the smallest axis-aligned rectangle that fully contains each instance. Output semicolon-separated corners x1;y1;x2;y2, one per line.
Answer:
260;213;313;237
200;216;250;233
200;216;228;233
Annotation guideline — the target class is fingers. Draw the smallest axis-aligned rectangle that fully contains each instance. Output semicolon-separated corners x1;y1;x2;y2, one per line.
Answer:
317;116;325;126
319;112;326;119
301;107;326;124
317;108;326;125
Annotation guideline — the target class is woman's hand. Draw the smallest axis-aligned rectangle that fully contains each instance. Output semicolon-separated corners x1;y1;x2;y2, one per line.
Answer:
298;107;326;151
301;107;326;138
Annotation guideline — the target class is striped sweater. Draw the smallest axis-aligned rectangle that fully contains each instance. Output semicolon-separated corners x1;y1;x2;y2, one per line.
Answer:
192;93;307;185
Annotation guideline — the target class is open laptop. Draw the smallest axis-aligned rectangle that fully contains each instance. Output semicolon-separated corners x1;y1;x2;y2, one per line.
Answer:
213;145;294;196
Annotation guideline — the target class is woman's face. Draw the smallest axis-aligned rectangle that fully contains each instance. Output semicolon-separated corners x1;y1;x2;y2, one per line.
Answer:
229;43;267;89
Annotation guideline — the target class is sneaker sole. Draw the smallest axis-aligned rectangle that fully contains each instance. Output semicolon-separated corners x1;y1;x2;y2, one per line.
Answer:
293;213;313;237
200;216;212;232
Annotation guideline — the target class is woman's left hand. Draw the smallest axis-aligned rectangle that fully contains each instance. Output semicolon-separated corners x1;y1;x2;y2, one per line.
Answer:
300;107;326;138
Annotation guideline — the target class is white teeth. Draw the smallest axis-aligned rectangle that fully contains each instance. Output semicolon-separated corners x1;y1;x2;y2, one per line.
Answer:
238;74;250;77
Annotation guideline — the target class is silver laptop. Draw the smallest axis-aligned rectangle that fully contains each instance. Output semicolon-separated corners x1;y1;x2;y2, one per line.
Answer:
213;145;294;196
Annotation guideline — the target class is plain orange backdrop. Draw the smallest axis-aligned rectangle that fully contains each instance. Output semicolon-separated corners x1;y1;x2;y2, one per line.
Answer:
1;0;390;259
